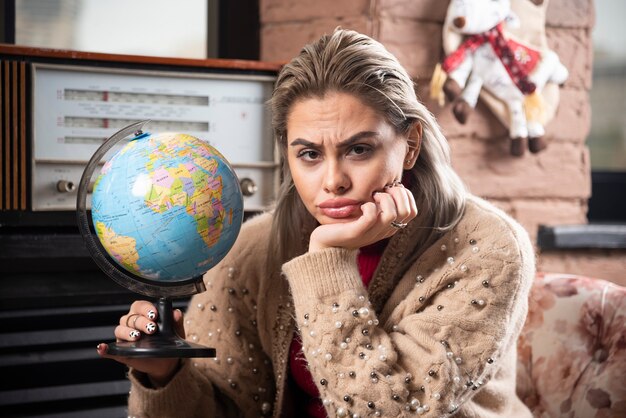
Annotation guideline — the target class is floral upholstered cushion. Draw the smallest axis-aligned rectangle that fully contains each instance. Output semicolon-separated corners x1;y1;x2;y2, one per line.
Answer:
516;272;626;418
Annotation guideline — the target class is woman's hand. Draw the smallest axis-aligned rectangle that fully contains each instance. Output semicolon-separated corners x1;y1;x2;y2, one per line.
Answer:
96;300;185;387
309;183;418;252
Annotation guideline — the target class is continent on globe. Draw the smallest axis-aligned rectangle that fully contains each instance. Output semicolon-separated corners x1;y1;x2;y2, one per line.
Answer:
91;132;243;283
94;221;140;273
144;158;225;248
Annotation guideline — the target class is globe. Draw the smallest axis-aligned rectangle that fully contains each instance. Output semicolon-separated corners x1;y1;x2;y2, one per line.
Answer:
90;131;244;285
76;121;239;357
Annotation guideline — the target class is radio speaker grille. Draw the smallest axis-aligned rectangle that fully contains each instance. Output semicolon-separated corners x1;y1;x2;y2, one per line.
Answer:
0;59;27;210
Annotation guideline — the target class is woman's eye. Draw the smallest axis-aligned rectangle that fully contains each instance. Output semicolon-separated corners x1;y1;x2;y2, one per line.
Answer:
349;145;372;157
297;149;320;160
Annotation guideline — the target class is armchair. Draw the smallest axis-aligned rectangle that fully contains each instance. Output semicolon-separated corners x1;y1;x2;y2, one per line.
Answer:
517;272;626;417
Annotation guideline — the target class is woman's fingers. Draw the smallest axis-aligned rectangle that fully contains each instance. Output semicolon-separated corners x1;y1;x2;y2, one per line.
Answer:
96;343;128;364
117;301;160;342
353;201;389;242
357;185;416;240
115;320;157;342
129;300;158;321
96;342;109;357
384;184;416;224
406;188;418;219
173;309;186;338
117;306;185;341
373;191;398;225
96;343;137;366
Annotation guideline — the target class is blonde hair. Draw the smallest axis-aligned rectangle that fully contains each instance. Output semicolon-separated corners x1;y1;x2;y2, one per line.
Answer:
267;28;467;278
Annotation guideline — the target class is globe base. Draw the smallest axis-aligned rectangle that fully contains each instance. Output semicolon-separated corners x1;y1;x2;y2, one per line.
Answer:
106;297;216;358
106;336;216;358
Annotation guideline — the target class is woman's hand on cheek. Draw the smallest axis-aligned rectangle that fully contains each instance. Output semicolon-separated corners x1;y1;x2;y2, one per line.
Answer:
308;185;417;252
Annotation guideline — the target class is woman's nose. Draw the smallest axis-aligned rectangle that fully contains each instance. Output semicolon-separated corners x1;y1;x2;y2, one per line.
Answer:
323;162;350;194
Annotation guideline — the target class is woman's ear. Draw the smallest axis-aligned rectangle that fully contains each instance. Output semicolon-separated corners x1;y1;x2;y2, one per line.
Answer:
404;121;422;169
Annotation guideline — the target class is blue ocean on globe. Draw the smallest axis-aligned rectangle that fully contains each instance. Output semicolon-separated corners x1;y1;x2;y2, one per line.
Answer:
91;132;243;283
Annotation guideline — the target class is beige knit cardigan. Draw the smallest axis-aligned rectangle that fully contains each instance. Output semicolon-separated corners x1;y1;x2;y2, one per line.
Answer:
127;195;535;418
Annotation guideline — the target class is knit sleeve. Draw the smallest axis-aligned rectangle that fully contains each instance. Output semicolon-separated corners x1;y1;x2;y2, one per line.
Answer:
282;207;534;417
127;359;218;417
126;214;275;418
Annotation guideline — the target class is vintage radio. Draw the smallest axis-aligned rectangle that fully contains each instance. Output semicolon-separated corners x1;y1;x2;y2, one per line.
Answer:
0;45;280;227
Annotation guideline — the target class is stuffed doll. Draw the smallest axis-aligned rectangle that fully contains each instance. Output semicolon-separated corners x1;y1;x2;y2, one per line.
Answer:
431;0;568;156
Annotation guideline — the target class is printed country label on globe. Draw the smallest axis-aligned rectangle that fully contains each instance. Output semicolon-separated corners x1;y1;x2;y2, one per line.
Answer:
91;132;243;283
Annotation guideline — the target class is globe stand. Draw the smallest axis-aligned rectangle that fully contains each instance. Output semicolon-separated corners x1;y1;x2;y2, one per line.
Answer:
106;297;215;358
77;120;244;359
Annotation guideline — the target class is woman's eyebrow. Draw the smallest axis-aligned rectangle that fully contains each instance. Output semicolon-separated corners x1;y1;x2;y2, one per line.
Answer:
338;131;380;147
289;131;380;148
289;138;317;148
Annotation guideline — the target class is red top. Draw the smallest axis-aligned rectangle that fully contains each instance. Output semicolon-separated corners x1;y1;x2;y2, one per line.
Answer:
288;239;388;417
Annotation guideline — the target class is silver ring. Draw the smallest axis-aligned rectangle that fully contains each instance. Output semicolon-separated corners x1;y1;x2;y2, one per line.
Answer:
390;220;408;229
126;314;140;328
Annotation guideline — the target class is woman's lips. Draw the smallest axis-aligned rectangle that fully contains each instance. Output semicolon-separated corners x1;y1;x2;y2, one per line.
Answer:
318;198;361;219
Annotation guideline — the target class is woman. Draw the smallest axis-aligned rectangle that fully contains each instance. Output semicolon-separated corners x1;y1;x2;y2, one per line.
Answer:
98;28;535;417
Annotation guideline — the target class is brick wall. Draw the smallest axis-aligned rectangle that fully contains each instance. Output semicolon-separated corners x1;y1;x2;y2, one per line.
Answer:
260;0;625;285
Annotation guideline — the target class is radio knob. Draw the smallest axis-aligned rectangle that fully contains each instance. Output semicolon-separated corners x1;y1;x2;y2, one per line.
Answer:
240;178;258;197
56;180;75;193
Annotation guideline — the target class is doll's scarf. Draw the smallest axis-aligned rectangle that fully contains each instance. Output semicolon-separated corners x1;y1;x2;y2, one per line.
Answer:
442;23;540;95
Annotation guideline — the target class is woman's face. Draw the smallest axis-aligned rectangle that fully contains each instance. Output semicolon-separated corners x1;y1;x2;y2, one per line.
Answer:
286;92;416;225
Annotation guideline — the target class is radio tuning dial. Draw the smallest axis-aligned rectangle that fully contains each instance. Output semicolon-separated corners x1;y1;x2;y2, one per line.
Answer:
240;178;258;197
56;180;75;193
